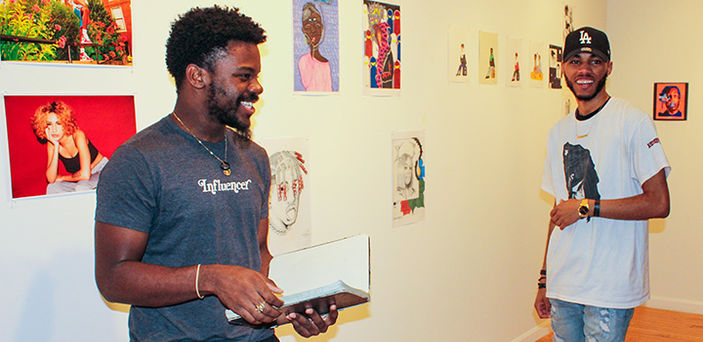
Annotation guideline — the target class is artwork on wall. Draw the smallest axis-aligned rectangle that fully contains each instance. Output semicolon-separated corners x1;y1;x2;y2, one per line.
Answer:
478;31;498;85
259;137;312;255
563;4;574;42
2;95;136;199
529;42;546;88
506;37;523;87
564;96;573;116
549;44;562;89
363;0;400;93
392;130;425;228
0;0;133;65
447;25;470;83
293;0;339;93
653;82;688;121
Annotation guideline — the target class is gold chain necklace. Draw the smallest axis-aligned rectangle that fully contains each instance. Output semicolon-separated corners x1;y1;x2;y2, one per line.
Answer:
172;112;231;176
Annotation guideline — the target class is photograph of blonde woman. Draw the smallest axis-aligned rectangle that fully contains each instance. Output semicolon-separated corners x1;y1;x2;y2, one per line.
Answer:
4;95;136;199
30;101;107;194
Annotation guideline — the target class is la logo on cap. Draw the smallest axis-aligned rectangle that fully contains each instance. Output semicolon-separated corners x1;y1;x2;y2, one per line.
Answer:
579;31;592;44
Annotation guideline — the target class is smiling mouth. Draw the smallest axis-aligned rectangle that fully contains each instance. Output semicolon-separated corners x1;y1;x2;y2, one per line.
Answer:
576;79;594;85
240;101;254;110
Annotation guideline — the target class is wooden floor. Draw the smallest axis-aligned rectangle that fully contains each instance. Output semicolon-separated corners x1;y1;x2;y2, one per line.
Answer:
536;306;703;341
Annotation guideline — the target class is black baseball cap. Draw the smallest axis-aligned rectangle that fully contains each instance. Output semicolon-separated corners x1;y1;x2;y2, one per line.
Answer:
564;26;610;62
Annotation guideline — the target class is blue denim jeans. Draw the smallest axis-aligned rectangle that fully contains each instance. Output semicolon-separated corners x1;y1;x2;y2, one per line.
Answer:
549;299;634;342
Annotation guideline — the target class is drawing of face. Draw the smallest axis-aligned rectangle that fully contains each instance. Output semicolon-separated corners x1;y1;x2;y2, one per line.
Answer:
269;151;306;233
302;3;323;48
664;87;681;113
397;154;413;188
374;24;383;46
394;139;419;201
272;169;300;229
46;113;65;141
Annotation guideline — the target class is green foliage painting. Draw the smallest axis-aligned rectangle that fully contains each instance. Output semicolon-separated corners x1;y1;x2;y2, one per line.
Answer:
1;0;131;64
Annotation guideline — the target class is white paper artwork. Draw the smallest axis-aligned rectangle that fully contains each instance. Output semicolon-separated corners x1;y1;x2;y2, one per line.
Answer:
259;137;312;255
392;130;426;227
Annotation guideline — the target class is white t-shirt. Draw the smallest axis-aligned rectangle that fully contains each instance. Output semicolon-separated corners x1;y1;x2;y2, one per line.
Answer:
541;97;670;309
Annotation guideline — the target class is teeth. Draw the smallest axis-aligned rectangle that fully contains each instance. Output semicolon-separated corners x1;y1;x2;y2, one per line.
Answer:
576;80;593;85
241;101;253;109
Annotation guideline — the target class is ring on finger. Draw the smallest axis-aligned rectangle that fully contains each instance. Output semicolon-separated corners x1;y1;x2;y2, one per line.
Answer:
255;301;266;313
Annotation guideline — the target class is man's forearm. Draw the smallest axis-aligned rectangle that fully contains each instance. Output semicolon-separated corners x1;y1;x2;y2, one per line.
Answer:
97;261;203;307
590;169;669;221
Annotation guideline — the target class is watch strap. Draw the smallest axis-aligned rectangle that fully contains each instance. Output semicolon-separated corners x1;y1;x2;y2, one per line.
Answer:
594;199;600;217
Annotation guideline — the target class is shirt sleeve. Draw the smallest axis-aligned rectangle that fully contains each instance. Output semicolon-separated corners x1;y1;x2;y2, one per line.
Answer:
95;145;158;233
630;115;671;185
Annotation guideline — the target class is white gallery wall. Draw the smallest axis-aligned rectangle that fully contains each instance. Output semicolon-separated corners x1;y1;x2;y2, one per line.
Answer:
3;1;698;342
606;0;703;314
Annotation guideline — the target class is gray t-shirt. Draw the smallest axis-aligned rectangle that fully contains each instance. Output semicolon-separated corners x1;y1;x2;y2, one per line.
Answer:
96;116;273;341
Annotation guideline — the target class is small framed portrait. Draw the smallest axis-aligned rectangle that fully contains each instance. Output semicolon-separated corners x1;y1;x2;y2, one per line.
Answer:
653;82;688;121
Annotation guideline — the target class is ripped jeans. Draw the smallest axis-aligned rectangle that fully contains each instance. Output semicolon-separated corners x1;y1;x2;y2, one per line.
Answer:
549;299;634;342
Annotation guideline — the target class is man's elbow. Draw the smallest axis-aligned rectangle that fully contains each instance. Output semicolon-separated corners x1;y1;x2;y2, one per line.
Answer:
95;269;125;303
652;197;670;218
95;275;117;303
656;203;670;218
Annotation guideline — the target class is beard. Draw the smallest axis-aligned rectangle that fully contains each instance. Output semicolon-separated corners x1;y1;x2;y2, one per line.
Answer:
565;73;608;101
206;83;258;140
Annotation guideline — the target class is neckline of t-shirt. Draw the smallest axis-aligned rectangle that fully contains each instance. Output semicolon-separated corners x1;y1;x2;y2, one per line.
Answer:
575;97;612;121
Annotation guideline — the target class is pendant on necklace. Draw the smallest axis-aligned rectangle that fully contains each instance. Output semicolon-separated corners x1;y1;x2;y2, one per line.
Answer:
221;162;231;176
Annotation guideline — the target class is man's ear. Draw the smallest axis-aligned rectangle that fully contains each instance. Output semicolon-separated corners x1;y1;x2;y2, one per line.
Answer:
606;61;613;76
185;64;209;89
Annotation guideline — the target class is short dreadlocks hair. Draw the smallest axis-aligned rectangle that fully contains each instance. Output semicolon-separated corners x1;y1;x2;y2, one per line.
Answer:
165;6;267;91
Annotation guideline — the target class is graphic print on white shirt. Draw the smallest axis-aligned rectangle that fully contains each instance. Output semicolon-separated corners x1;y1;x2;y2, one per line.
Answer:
563;142;600;200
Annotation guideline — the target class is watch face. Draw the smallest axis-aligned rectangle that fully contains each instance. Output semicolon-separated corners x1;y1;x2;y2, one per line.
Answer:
579;205;589;216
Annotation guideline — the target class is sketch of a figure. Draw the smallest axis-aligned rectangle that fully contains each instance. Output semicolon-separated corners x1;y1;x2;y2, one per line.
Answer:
512;52;520;81
484;47;495;79
364;0;400;89
564;5;574;41
549;45;562;89
531;52;543;81
298;2;332;91
269;151;307;234
456;43;467;76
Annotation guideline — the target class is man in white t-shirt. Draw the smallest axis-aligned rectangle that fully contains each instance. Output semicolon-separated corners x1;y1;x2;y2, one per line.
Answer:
534;27;671;342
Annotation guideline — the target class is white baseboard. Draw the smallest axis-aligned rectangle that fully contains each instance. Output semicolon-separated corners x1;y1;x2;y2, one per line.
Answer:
646;296;703;314
509;320;550;342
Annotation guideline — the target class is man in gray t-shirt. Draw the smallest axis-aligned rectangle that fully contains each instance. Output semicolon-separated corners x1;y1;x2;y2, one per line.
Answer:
94;6;337;341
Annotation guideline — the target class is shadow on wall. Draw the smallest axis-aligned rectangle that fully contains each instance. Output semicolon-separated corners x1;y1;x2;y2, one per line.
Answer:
649;219;667;234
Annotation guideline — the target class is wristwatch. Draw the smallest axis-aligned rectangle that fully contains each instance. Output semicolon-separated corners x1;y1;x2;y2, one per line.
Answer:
578;199;590;221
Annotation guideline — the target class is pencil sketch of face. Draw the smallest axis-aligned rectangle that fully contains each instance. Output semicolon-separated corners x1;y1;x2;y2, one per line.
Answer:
393;139;419;201
269;151;307;234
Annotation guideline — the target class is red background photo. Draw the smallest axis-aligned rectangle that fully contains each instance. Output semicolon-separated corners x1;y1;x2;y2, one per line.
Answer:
3;95;136;199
